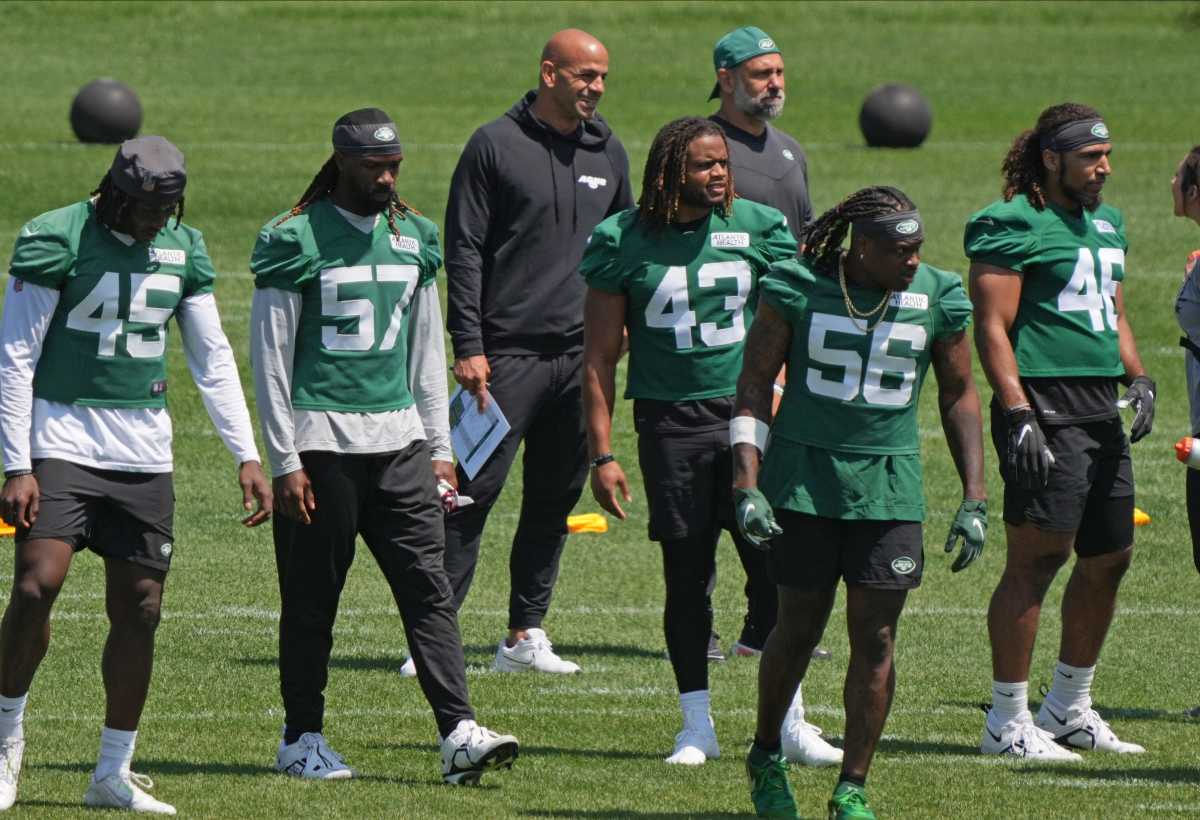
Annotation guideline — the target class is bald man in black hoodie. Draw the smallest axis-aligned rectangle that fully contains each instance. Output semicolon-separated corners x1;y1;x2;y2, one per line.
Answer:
442;29;633;674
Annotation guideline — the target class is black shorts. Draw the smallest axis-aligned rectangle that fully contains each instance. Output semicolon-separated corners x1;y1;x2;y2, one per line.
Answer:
768;509;924;590
990;407;1134;556
634;398;734;542
18;459;175;572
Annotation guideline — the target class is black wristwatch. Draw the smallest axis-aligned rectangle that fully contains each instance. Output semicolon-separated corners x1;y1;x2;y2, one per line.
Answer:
589;453;616;469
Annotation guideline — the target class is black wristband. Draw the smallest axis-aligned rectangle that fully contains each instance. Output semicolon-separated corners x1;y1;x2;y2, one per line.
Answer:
589;453;615;469
4;469;32;479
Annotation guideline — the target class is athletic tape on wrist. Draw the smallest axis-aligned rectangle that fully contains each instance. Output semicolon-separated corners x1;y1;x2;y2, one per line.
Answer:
730;416;770;453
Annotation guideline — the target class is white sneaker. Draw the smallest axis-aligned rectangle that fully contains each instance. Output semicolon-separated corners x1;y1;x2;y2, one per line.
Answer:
1035;699;1145;754
440;720;518;785
83;771;175;815
399;656;417;678
981;713;1082;762
492;628;581;674
665;717;719;766
0;738;23;811
275;732;356;779
780;717;842;767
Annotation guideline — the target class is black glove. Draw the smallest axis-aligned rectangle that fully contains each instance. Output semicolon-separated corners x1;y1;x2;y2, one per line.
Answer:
1005;406;1054;491
1117;375;1155;443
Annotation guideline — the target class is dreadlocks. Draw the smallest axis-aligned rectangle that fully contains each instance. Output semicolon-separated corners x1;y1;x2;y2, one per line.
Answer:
802;186;916;279
1001;102;1102;210
274;154;419;235
637;117;734;231
90;174;185;232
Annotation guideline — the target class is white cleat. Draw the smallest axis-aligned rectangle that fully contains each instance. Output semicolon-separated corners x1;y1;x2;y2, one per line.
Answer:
399;656;417;678
665;717;720;766
492;628;581;674
83;771;176;815
981;713;1082;762
275;732;356;779
780;717;843;767
0;738;23;811
440;720;518;785
1035;700;1146;754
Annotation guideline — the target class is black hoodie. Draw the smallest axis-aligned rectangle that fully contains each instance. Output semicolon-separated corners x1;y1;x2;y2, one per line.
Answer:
444;91;633;358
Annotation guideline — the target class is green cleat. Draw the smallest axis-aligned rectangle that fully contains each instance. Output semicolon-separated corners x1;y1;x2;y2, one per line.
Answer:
828;781;876;820
746;744;800;819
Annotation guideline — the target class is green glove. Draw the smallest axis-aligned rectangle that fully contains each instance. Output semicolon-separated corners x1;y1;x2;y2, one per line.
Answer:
944;499;987;572
734;487;783;549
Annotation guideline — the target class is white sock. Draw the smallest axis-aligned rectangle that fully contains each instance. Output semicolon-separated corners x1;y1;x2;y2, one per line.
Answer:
1047;661;1095;712
94;727;136;782
0;693;28;741
990;680;1029;726
679;690;711;729
784;683;805;725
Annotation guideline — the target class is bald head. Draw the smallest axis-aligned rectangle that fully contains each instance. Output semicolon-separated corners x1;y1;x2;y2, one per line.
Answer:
534;28;610;130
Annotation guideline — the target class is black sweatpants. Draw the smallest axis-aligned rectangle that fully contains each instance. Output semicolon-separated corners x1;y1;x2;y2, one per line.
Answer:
274;442;474;739
443;351;588;629
1189;454;1200;574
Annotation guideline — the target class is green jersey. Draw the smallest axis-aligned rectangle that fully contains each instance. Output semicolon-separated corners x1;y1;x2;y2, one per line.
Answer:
757;260;971;520
580;199;796;400
8;199;214;409
963;194;1127;378
251;199;441;413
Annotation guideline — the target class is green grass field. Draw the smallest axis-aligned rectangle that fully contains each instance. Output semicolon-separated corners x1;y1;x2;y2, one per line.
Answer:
3;1;1200;817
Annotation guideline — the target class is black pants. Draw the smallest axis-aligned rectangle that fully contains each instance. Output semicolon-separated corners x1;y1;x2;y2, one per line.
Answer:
1189;453;1200;574
443;352;588;629
274;442;473;739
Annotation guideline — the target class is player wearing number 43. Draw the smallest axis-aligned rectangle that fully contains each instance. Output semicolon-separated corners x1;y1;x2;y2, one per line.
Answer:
0;137;272;814
249;108;517;785
966;102;1153;762
581;117;840;770
734;187;987;820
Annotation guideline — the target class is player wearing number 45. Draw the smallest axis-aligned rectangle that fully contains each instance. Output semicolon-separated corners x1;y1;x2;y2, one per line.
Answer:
966;103;1153;762
581;117;841;770
0;137;272;814
249;109;517;785
734;187;987;820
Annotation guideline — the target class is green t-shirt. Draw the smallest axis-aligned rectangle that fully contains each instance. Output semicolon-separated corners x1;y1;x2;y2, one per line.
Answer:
251;199;442;413
8;199;214;409
580;199;796;400
963;193;1127;378
758;259;971;520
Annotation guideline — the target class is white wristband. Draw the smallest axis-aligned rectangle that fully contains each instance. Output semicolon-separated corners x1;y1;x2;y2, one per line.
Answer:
730;415;770;453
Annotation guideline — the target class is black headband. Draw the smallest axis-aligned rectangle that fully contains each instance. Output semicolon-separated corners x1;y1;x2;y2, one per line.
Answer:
1039;119;1110;152
852;210;923;242
332;118;403;156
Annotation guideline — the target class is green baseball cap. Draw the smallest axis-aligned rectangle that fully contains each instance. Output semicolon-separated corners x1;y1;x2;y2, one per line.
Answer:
709;26;781;100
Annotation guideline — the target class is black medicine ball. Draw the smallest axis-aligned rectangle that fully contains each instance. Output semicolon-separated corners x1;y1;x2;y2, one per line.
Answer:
859;84;932;148
70;79;143;144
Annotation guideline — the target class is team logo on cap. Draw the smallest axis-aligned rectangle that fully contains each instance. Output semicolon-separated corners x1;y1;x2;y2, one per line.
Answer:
373;126;396;142
895;219;920;235
891;556;916;575
1091;122;1109;139
758;38;775;48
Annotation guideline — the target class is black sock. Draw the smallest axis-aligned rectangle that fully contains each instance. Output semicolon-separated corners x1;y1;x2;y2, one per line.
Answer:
837;772;867;789
282;727;304;745
752;737;782;756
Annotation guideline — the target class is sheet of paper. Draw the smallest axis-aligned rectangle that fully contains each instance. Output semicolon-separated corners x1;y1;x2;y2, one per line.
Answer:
449;386;511;480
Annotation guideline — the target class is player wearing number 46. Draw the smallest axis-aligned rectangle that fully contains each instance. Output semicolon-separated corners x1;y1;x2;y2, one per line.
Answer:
249;108;517;785
966;102;1153;762
734;187;987;820
581;117;841;771
0;137;272;814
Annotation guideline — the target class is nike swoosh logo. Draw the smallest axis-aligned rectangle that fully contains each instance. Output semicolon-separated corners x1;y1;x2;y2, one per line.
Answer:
1043;706;1068;726
971;519;985;537
1060;672;1073;679
998;691;1014;698
0;708;14;714
1016;425;1032;446
986;727;1003;742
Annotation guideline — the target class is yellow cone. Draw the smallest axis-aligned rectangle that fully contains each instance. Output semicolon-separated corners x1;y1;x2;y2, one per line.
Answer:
567;513;608;534
1133;507;1151;526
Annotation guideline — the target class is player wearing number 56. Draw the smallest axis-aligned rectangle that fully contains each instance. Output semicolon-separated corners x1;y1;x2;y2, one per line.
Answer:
0;136;270;813
966;103;1151;761
249;109;517;784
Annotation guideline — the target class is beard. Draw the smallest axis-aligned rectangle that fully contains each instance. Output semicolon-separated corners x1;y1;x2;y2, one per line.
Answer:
1058;164;1102;210
734;79;785;121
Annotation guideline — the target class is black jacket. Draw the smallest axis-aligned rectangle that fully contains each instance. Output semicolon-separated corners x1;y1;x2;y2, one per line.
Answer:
444;91;633;358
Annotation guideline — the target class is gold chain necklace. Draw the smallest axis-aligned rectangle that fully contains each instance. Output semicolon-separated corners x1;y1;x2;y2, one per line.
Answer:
838;254;892;332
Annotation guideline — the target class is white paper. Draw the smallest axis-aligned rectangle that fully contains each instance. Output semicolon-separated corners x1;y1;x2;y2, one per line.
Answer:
448;386;511;480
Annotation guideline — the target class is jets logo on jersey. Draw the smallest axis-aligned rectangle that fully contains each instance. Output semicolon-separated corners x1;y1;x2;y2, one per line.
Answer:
390;234;420;254
782;148;795;161
577;175;608;190
149;247;186;266
889;292;929;310
1092;219;1117;234
711;232;750;248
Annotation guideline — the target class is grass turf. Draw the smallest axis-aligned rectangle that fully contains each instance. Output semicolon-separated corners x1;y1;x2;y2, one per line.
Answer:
2;1;1200;817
